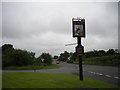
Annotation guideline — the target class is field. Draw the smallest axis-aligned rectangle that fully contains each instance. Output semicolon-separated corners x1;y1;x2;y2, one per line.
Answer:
2;72;118;88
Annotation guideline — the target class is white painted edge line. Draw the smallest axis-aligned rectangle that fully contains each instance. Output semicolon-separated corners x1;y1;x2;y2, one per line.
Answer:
114;77;120;79
105;75;111;77
86;71;120;79
98;73;103;76
90;71;94;73
89;71;96;74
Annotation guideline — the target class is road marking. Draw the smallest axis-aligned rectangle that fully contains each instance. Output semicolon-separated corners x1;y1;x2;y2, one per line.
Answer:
105;75;111;77
93;72;103;76
114;77;120;79
98;73;103;76
90;71;94;73
86;71;120;79
89;71;96;74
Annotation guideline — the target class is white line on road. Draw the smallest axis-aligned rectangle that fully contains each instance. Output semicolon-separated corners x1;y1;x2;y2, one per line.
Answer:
90;71;94;73
98;73;103;76
86;71;120;79
105;75;111;77
114;77;120;79
88;71;96;74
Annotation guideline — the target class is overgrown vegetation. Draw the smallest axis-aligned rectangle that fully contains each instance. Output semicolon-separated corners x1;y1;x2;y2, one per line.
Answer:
57;49;120;66
2;44;53;69
82;55;120;66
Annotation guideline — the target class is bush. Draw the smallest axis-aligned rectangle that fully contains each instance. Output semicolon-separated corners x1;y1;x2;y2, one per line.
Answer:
83;55;120;66
2;44;35;68
39;53;52;65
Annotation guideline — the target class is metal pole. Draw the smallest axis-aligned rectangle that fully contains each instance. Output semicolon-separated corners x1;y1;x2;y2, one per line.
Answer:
77;37;83;80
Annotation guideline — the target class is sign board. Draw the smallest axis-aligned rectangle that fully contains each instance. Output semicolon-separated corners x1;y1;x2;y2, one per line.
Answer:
73;19;85;37
76;45;84;56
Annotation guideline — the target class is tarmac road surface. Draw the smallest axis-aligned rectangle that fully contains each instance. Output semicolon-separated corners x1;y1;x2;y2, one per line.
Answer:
3;61;120;86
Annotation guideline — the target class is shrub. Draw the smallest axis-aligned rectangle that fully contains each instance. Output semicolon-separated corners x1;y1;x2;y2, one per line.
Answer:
83;55;120;66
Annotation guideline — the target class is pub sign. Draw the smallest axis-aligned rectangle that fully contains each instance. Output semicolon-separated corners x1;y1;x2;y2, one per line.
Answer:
76;45;84;56
72;19;85;37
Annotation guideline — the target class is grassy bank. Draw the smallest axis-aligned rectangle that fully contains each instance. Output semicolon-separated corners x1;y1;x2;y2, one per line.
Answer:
2;72;118;88
73;55;120;66
3;64;59;70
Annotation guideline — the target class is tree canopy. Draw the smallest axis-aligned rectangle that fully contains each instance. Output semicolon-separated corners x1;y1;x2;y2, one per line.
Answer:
2;44;53;68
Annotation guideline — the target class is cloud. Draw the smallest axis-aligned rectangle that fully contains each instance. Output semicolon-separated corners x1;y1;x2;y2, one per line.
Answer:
2;2;118;56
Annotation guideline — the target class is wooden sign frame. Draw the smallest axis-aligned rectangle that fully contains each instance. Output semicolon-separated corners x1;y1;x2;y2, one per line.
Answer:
73;19;85;37
76;45;84;56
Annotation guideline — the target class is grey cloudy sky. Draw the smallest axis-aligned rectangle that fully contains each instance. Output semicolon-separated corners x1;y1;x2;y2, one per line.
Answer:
2;2;118;57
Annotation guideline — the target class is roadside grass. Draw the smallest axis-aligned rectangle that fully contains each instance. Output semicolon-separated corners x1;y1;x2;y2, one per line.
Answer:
3;64;59;70
73;62;119;67
82;62;120;67
71;55;120;67
2;72;118;88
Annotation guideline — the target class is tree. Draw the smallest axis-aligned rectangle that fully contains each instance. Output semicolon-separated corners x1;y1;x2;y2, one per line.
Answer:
40;53;52;65
70;52;77;62
12;49;34;66
2;44;15;68
53;55;58;59
2;44;14;52
59;51;69;62
2;44;35;68
107;49;115;55
98;50;106;56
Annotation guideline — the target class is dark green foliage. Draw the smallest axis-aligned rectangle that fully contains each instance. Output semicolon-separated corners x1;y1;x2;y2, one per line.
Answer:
83;55;120;66
2;44;54;68
59;51;69;62
12;49;34;66
53;55;58;59
39;53;52;65
84;49;118;58
2;44;14;52
34;58;42;66
106;49;116;55
70;52;77;62
2;44;35;68
59;49;119;66
2;44;15;67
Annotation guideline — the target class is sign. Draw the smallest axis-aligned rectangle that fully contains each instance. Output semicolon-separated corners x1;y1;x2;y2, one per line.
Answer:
73;19;85;37
76;45;84;56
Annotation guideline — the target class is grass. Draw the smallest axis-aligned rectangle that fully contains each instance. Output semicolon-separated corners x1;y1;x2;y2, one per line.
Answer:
82;62;120;67
3;64;59;70
72;61;119;67
2;72;118;88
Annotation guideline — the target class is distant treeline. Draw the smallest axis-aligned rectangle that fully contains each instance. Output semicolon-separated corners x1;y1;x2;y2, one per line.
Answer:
82;55;120;66
84;49;119;58
54;49;120;66
1;44;52;68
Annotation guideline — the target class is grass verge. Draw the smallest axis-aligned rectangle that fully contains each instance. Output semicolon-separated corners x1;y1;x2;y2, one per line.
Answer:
2;72;118;88
3;64;59;70
72;62;119;67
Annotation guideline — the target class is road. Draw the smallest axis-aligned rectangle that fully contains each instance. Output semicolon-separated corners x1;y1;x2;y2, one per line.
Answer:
3;62;120;86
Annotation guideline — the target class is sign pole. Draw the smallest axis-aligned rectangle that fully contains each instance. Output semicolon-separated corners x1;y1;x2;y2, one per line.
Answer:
77;37;83;80
72;17;85;81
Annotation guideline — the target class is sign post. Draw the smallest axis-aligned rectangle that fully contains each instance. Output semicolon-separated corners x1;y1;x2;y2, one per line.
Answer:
72;17;85;80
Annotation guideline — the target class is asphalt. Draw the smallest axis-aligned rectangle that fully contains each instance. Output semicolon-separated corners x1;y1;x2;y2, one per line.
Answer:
2;61;120;86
